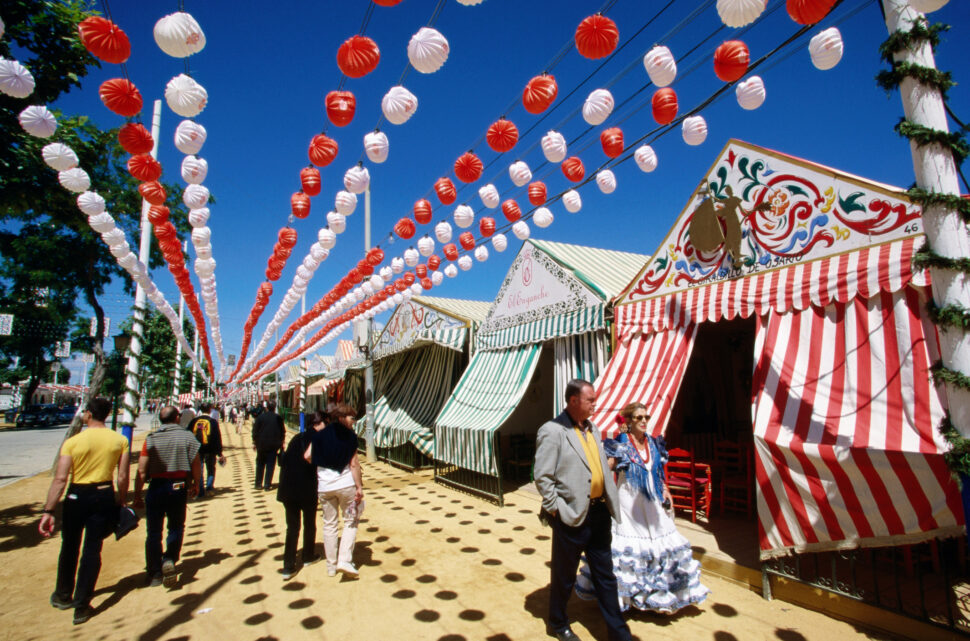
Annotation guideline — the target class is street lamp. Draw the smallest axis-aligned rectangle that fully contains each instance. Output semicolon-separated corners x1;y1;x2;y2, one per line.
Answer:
113;332;131;354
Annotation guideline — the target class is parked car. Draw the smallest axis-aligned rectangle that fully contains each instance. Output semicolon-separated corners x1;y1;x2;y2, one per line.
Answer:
2;408;17;424
56;405;78;424
16;405;49;428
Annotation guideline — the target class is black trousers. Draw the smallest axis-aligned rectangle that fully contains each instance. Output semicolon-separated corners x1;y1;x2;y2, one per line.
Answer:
254;450;277;489
55;484;117;607
145;478;188;577
548;501;631;641
283;502;317;571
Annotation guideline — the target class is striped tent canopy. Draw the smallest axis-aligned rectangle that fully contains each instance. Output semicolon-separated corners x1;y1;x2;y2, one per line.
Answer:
373;296;489;359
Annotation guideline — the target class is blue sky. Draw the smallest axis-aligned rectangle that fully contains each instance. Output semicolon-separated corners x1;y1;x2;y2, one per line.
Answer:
44;0;969;383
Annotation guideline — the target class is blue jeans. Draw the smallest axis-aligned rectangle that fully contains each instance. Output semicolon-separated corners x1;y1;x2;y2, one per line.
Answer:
145;478;188;577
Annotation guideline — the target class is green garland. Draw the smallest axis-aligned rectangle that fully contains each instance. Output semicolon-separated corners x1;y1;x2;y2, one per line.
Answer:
879;17;948;63
939;414;970;480
926;299;970;331
931;361;970;392
907;187;970;223
877;62;955;98
896;119;970;163
912;242;970;274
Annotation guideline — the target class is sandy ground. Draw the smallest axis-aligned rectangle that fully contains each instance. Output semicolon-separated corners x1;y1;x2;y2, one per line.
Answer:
0;423;890;641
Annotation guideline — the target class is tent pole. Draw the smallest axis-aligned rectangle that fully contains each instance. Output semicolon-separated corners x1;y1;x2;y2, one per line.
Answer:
364;185;377;462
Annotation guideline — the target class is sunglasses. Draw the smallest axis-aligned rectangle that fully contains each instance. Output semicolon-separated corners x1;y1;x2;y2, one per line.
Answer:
630;415;649;422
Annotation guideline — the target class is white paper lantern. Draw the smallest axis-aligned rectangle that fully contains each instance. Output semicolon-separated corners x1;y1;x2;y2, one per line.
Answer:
453;204;474;228
417;235;435;256
188;207;210;227
361;281;374;296
404;247;420;267
458;255;473;271
381;86;418;125
634;145;658;172
474;245;489;262
154;12;206;58
391;256;405;273
335;190;358;216
118;253;138;270
109;242;129;258
596;170;617;194
165;74;207;117
735;76;766;110
363;131;389;163
174;120;207;154
59;167;90;193
19;105;56;138
809;28;844;71
181;155;208;184
478;184;500;209
582;89;614;126
0;58;35;98
88;213;116;234
508;161;533;187
563;190;582;213
183;183;210;209
303;255;321;272
408;27;449;74
431;270;444;286
682;116;708;146
195;258;216;278
102;228;126;247
311;243;330;262
910;0;949;13
435;221;453;243
444;263;458;278
642;46;677;87
42;142;78;171
533;207;554;228
191;226;211;246
196;244;212;260
491;233;507;252
408;282;423;295
541;130;568;164
392;293;404;304
327;211;346;234
402;288;414;300
379;265;393;281
77;191;105;215
456;0;485;5
716;0;767;27
512;221;530;240
343;165;370;194
369;274;384;290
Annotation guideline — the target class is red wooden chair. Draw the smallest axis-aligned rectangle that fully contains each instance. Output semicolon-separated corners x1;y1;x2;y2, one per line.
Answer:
713;440;754;518
664;447;712;523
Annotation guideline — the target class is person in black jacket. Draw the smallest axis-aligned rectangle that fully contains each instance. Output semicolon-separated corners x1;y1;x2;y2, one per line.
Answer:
251;400;285;490
187;403;226;497
277;411;325;579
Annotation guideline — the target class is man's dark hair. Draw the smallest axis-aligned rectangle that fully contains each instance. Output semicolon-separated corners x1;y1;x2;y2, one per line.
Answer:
200;402;211;412
86;397;112;422
564;379;593;404
331;402;355;419
266;400;276;412
159;405;179;424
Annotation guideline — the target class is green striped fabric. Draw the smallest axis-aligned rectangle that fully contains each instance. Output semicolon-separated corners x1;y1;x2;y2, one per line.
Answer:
373;327;467;360
352;355;408;437
434;344;542;475
553;331;609;415
475;303;605;351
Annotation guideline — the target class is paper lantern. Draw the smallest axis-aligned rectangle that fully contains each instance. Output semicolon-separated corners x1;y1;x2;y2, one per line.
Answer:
139;181;167;206
154;12;206;58
335;190;358;215
308;134;338;167
651;88;678;125
561;157;585;182
431;270;444;286
910;0;950;11
175;119;206;154
642;45;677;87
434;176;457;205
809;27;843;70
417;235;435;256
183;184;210;209
99;78;142;117
364;130;389;163
77;191;105;215
0;59;35;98
600;127;624;158
278;227;298;249
458;231;475;251
164;74;207;117
181;155;208;184
300;167;321;196
89;212;116;234
391;257;405;273
435;221;453;243
522;74;558;114
118;123;154;155
427;255;441;271
395;218;416;241
77;16;130;64
575;14;619;59
59;168;90;193
420;277;433;291
408;27;449;74
327;211;347;234
717;0;767;27
188;207;210;227
191;226;212;246
367;246;385;265
414;199;432;224
682;115;708;146
583;89;614;125
454;204;474;228
458;255;473;271
401;248;418;268
381;86;418;124
479;217;496;237
502;199;522;223
528;182;547;206
42;142;78;171
337;35;380;78
491;233;508;252
787;0;837;24
541;131;567;163
736;76;766;110
478;184;500;209
148;205;170;225
713;41;750;82
438;264;454;279
128;154;162;182
454;151;483;183
635;145;658;172
509;161;532;187
373;0;404;6
344;165;370;194
291;192;311;219
325;90;356;128
596;170;617;194
512;220;530;240
533;207;554;228
563;190;582;213
486;119;518;153
443;243;459;261
474;245;489;263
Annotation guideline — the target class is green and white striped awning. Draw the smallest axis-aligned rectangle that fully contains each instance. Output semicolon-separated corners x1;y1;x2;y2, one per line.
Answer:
475;303;605;351
434;344;541;475
373;327;467;360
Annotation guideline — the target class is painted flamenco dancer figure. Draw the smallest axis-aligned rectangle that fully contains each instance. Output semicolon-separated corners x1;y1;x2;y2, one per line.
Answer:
575;402;710;613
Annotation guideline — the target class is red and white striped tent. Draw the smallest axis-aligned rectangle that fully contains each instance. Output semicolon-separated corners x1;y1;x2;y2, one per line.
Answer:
593;140;963;559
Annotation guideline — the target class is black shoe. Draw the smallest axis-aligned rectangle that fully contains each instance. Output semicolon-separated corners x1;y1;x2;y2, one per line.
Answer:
280;567;296;580
148;574;163;587
549;627;580;641
50;592;74;610
73;604;95;625
263;486;272;491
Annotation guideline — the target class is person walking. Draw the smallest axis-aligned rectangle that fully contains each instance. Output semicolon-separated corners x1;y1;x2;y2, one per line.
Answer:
251;400;285;490
132;405;202;588
187;403;226;497
533;380;632;641
277;411;324;579
178;403;196;429
39;397;130;625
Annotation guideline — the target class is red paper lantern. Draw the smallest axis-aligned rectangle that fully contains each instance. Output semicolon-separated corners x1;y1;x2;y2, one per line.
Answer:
427;254;441;271
479;217;496;237
486;119;519;153
414;199;433;224
367;246;385;265
421;277;433;291
415;264;428;278
522;74;558;114
139;182;167;206
308;134;339;167
443;243;459;261
713;40;750;82
128;154;162;182
454;152;483;183
78;16;131;64
434;177;457;206
259;282;274;297
348;267;363;284
575;14;619;60
266;268;282;281
372;0;403;6
147;205;169;225
291;192;311;219
459;231;475;250
357;259;373;276
395;217;416;239
99;78;143;117
394;279;408;292
278;227;298;248
300;167;321;197
787;0;837;25
325;90;357;127
118;123;154;155
600;127;624;158
269;255;288;271
527;182;547;206
651;88;678;125
502;199;522;222
155;222;176;239
561;157;585;182
383;285;395;297
337;35;380;78
402;272;416;286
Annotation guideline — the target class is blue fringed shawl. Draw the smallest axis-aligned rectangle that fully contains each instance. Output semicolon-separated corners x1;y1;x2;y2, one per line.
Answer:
604;433;668;501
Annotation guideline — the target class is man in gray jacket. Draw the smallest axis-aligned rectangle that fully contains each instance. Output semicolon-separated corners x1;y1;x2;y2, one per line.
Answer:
533;379;631;641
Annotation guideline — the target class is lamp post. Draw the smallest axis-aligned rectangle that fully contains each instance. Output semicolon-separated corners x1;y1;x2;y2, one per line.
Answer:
113;332;131;435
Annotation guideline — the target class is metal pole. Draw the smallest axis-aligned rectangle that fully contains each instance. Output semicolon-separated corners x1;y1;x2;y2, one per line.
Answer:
191;316;199;400
364;185;376;461
274;326;280;403
299;292;306;432
172;241;186;403
120;99;162;447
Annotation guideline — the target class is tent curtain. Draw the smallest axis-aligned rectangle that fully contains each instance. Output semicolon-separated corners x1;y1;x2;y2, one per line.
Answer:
553;331;609;416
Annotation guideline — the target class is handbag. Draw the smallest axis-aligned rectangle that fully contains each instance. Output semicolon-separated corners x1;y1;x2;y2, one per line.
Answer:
115;505;139;540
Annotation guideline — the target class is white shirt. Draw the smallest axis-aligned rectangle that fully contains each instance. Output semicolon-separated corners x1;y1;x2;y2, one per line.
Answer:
317;465;354;493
